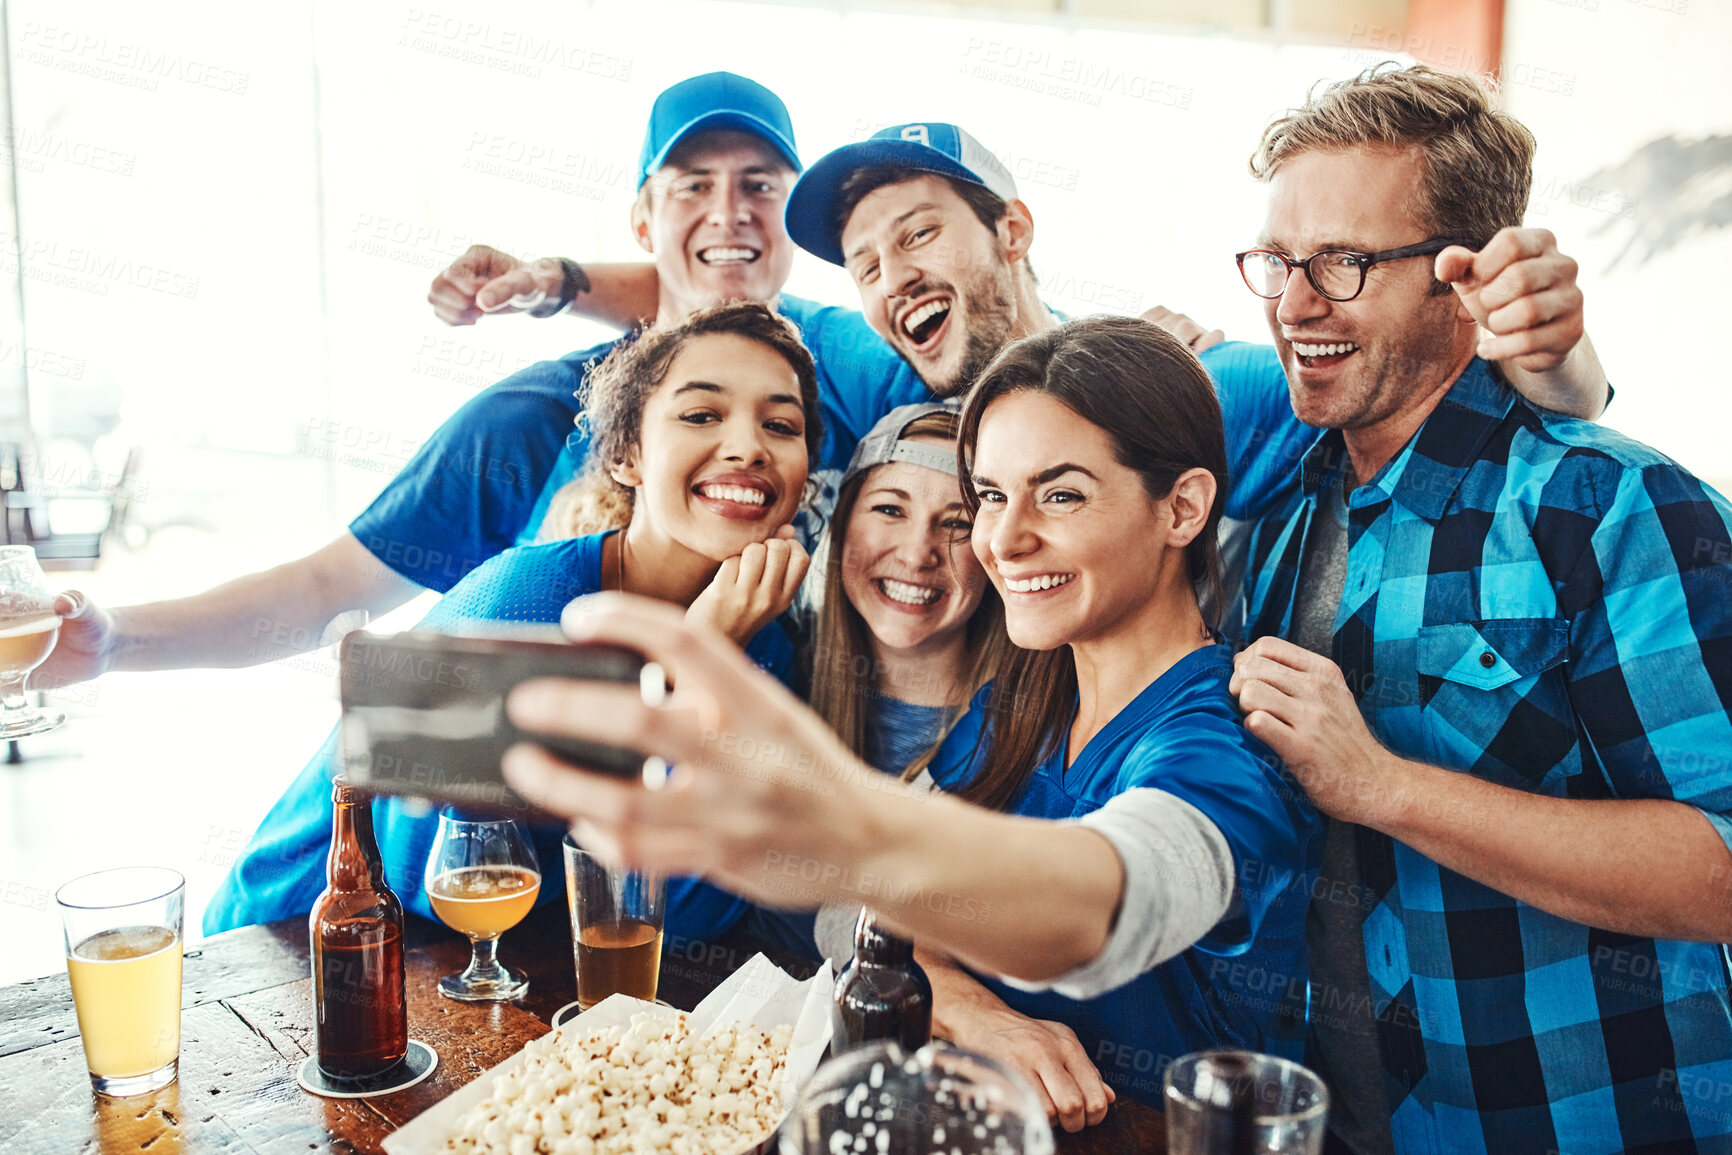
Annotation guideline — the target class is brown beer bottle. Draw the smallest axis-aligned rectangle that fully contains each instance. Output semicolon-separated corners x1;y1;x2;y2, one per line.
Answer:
310;778;409;1081
831;908;932;1054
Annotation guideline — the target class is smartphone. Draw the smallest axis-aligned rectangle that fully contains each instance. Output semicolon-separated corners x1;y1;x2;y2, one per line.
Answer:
338;626;663;816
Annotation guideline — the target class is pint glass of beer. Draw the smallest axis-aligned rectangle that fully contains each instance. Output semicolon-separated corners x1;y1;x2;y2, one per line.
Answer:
0;545;66;737
563;835;665;1009
57;867;185;1097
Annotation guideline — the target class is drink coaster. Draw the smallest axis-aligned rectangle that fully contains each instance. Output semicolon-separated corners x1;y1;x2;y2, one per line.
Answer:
296;1040;438;1098
551;999;675;1028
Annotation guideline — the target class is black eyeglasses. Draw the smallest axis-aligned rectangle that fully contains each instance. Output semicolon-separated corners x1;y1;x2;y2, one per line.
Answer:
1234;238;1473;302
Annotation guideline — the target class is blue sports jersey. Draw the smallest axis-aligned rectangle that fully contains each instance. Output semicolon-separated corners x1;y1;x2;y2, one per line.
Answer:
949;646;1321;1107
350;338;622;592
204;531;791;938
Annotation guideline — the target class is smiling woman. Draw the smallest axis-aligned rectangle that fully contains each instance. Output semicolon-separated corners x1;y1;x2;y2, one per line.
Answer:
807;403;1003;785
200;301;826;944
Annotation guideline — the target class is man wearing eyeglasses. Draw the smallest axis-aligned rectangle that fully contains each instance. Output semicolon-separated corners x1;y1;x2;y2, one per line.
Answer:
1228;64;1732;1155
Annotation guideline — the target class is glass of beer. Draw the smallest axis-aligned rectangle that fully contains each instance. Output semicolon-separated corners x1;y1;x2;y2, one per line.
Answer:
425;812;540;1001
57;866;185;1097
0;545;65;737
564;835;666;1009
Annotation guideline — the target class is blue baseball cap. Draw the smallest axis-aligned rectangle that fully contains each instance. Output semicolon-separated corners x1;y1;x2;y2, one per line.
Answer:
637;72;801;189
785;123;1021;266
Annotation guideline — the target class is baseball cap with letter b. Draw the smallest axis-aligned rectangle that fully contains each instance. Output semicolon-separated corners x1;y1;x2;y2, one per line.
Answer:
785;122;1021;266
637;72;802;189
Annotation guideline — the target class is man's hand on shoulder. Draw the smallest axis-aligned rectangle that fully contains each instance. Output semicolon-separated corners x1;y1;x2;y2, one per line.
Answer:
429;244;569;326
1142;305;1224;354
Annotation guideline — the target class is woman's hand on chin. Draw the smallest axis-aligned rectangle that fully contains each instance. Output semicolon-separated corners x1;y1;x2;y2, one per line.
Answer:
684;525;809;645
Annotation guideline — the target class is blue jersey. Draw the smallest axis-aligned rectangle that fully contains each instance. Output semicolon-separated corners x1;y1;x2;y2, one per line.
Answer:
204;531;792;936
940;647;1321;1106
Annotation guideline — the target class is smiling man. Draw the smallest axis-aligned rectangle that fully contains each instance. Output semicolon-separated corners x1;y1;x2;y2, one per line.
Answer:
786;124;1048;399
43;72;926;686
1228;65;1732;1154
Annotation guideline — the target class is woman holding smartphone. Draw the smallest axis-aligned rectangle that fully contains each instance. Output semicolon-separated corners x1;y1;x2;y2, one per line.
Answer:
505;316;1323;1111
805;402;1125;1130
204;301;822;934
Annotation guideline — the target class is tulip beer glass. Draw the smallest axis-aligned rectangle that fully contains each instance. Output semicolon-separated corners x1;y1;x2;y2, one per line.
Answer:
0;545;64;737
426;814;541;1001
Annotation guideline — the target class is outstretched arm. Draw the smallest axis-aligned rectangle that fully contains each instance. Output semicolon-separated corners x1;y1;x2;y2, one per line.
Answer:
41;532;421;685
499;594;1126;984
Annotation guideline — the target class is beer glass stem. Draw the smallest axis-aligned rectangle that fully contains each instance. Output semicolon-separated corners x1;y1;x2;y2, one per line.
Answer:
463;935;508;985
0;673;32;725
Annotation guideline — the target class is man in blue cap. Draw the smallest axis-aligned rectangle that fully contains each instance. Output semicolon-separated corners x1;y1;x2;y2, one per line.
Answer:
43;72;924;684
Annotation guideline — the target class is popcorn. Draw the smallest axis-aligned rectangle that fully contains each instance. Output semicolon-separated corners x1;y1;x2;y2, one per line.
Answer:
442;1012;795;1155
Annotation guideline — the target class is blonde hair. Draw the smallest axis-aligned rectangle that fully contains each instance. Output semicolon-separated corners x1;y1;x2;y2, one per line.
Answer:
1250;63;1535;254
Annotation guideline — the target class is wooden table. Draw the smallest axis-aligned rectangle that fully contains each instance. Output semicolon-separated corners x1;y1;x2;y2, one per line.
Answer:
1;904;1165;1153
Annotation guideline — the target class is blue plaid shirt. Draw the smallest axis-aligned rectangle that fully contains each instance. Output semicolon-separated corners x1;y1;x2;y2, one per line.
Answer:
1242;360;1732;1155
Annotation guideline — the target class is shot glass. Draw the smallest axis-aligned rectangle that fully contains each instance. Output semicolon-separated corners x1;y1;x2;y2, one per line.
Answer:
1164;1050;1329;1155
563;835;666;1009
57;867;185;1097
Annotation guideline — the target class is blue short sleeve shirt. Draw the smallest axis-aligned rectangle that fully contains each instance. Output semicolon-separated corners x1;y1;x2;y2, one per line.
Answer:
349;339;621;591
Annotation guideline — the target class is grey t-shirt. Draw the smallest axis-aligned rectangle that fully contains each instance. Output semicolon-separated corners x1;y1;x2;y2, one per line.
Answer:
1292;478;1394;1155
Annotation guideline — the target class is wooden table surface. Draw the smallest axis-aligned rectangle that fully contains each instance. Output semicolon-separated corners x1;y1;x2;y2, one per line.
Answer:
1;903;1165;1154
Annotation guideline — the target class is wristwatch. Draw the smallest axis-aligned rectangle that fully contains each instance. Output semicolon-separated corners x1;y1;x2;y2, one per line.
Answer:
526;258;592;318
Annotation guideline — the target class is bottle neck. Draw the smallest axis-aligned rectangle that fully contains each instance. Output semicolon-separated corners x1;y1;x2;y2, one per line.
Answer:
853;910;914;966
328;785;386;892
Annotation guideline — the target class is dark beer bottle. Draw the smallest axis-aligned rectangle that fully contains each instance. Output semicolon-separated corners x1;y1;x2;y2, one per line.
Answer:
831;908;932;1054
310;778;409;1081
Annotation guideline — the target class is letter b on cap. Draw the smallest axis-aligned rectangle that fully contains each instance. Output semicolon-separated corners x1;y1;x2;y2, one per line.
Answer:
900;125;930;145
